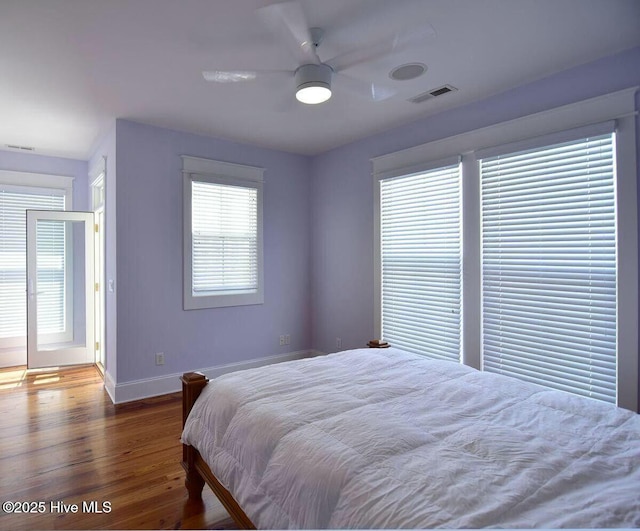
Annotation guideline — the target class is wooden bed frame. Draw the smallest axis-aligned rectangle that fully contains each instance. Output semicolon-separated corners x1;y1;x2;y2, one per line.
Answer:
181;372;256;530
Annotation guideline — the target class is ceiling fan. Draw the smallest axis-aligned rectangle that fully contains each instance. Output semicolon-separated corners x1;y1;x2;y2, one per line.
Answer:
202;1;435;105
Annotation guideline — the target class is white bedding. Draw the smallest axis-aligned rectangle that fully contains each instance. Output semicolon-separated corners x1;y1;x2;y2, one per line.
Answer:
181;348;640;528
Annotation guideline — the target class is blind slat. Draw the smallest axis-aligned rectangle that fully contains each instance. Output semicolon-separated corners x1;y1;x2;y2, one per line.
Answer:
0;190;65;340
381;164;461;362
481;133;617;403
191;180;258;295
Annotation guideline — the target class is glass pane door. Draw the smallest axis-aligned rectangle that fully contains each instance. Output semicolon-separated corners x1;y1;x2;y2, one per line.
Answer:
26;210;94;368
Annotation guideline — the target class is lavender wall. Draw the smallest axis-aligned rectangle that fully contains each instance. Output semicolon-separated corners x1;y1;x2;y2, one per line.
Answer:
310;47;640;406
114;120;311;383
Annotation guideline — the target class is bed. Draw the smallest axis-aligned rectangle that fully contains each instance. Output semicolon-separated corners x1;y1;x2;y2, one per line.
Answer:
181;347;640;528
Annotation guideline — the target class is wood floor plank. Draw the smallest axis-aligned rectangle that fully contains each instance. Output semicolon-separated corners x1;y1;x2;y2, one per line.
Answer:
0;365;233;530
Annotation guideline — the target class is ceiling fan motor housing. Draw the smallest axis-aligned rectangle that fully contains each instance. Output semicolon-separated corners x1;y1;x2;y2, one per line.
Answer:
295;63;333;103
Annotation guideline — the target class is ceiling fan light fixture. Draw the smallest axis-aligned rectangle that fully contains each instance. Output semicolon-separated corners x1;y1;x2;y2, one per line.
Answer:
295;64;332;104
296;84;331;104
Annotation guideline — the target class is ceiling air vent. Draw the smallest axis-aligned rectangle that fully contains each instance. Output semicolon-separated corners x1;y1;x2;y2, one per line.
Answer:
6;144;35;151
408;84;457;104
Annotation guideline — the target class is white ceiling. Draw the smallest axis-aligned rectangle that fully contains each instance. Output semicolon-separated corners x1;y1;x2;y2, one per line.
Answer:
1;0;639;160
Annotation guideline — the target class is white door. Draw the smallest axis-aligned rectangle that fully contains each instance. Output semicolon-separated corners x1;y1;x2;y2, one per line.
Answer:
26;210;95;369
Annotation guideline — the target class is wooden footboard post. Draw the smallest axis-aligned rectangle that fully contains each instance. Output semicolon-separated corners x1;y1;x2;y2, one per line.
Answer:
181;372;209;500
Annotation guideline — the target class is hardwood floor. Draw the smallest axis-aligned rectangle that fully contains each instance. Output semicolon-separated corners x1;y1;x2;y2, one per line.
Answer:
0;365;233;530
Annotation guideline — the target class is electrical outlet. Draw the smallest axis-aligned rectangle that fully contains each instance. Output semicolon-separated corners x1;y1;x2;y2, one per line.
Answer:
285;334;290;345
336;337;342;349
279;335;285;346
155;352;165;366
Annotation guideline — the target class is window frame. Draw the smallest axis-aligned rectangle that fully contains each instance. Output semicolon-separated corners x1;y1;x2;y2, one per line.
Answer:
0;171;73;361
372;87;638;411
182;156;264;310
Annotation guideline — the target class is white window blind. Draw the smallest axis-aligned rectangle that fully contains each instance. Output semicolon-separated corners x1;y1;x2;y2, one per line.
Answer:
0;188;65;342
35;219;66;335
380;164;461;361
481;133;617;403
191;180;258;296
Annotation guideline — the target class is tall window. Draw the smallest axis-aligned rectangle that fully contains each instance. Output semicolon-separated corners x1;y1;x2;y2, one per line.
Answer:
183;156;264;310
480;134;617;403
374;88;638;410
379;163;461;361
0;174;70;365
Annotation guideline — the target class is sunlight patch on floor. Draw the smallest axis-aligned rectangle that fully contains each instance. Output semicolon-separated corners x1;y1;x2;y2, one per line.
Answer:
0;366;63;389
32;373;61;385
0;367;27;389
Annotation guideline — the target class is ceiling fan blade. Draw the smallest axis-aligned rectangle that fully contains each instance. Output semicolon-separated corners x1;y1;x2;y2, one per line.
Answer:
326;23;436;73
335;73;397;102
202;69;292;83
256;1;320;65
202;70;258;83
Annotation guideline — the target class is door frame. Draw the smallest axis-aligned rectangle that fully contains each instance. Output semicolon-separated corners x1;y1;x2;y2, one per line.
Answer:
90;158;106;373
26;210;95;369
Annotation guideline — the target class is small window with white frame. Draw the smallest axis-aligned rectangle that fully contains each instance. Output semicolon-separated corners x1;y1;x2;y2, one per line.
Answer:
182;156;264;310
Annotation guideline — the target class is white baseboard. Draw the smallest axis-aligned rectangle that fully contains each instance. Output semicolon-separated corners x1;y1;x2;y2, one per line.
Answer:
108;349;322;404
104;370;116;403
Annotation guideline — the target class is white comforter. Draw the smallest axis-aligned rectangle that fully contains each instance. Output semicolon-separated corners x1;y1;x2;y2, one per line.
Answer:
181;348;640;528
